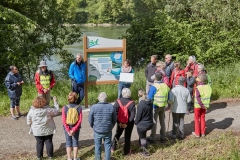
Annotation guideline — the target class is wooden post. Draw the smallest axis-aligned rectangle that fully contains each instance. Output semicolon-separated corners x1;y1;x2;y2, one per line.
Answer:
83;36;88;108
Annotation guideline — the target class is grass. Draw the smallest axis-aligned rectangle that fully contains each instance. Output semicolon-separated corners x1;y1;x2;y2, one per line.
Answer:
8;130;240;160
1;64;240;116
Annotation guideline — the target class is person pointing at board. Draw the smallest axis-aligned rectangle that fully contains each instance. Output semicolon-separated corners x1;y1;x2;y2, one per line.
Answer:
107;59;134;98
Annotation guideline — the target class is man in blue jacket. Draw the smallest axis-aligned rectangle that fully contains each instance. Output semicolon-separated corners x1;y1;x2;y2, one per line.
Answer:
68;53;86;104
88;92;117;160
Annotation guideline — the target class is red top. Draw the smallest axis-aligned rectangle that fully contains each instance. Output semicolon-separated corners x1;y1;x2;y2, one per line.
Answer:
185;62;198;77
170;69;186;88
34;71;56;94
62;106;82;133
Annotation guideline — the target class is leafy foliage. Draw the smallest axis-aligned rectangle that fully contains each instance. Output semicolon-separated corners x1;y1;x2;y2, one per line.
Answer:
0;0;82;84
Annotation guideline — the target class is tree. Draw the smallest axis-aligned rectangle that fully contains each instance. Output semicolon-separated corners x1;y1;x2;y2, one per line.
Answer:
0;0;82;84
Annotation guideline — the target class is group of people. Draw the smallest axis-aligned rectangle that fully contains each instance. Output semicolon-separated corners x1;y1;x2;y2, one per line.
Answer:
4;53;212;159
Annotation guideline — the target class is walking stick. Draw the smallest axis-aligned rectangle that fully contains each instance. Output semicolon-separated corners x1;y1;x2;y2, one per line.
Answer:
167;104;171;132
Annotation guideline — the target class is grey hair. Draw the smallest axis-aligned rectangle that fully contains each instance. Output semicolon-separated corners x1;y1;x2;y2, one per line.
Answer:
165;54;172;60
98;92;107;102
178;76;186;86
189;55;196;62
198;64;205;71
198;74;208;84
155;72;162;81
156;61;166;68
122;88;131;98
76;53;83;58
151;55;158;60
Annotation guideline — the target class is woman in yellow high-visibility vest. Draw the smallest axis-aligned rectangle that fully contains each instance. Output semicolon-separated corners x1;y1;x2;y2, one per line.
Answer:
192;74;212;138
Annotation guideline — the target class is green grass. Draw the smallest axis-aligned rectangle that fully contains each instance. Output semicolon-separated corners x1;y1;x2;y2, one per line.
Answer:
9;131;240;160
1;64;240;116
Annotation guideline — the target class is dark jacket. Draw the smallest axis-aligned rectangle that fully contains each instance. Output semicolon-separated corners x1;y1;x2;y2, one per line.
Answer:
186;76;195;95
134;99;153;130
5;72;23;98
165;61;174;78
88;102;117;133
145;62;157;83
114;98;136;124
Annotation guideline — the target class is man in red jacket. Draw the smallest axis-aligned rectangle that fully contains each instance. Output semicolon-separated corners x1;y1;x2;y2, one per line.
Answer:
35;61;56;105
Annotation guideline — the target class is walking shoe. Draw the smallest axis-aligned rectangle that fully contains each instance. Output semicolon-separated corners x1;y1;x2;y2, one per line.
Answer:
74;158;80;160
140;151;150;157
16;113;25;118
160;138;165;143
168;133;177;139
201;134;206;137
192;132;200;138
146;137;155;143
11;116;19;120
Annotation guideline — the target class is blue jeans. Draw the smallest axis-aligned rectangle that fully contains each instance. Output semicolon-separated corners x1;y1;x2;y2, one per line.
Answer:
64;127;80;147
72;81;84;104
118;83;131;98
94;131;112;160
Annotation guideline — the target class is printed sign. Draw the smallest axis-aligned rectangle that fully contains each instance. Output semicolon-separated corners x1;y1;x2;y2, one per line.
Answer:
88;52;123;82
87;36;123;48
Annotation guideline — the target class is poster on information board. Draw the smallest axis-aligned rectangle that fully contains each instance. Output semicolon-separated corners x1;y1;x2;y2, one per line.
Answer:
83;36;126;107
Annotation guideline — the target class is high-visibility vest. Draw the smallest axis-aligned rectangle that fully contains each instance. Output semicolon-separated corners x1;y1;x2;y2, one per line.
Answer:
194;85;212;108
40;75;50;89
153;83;170;107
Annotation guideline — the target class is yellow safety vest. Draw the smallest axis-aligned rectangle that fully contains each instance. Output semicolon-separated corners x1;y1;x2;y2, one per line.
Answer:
194;85;212;108
40;75;51;89
153;83;170;107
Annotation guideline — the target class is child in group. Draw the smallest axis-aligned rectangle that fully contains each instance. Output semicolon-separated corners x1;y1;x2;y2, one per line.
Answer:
151;61;170;87
186;69;195;114
62;92;82;160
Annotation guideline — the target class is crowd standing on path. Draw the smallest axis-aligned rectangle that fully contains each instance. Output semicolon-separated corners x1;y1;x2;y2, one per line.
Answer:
4;53;213;160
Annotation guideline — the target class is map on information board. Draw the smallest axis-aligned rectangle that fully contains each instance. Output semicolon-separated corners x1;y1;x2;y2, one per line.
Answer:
88;52;122;82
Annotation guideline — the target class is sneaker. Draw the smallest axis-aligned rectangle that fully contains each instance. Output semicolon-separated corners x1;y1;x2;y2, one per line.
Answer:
74;158;80;160
192;132;200;138
201;134;206;137
16;113;25;118
160;138;165;143
146;137;155;143
140;151;150;157
11;116;19;120
168;133;177;139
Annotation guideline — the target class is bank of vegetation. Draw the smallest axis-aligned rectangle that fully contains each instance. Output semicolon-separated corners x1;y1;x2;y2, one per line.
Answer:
1;0;240;113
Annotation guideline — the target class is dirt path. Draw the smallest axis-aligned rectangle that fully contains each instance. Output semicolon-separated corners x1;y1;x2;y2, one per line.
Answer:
0;99;239;159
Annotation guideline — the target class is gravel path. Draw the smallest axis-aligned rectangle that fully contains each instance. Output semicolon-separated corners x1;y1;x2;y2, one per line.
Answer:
0;99;239;159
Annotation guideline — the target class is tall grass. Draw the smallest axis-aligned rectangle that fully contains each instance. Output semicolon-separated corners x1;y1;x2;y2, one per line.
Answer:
0;64;239;116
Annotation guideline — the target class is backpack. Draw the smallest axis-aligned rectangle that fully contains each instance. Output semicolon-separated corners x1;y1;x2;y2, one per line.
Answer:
117;99;133;124
65;105;80;125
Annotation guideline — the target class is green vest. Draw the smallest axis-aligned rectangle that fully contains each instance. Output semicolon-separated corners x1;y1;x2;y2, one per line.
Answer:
40;75;50;89
194;85;212;108
153;83;170;107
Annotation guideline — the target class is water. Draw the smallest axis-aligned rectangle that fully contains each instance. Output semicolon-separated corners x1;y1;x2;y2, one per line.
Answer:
48;26;129;70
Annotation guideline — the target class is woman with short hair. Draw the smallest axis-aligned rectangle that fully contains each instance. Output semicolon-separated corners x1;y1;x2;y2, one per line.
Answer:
27;96;59;160
5;66;24;120
111;88;136;155
62;92;82;160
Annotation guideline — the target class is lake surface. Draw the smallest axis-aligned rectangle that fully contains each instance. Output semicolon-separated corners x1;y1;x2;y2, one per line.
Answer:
48;26;129;70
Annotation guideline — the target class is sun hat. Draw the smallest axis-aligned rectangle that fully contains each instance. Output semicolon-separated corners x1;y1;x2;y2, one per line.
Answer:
38;61;48;68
